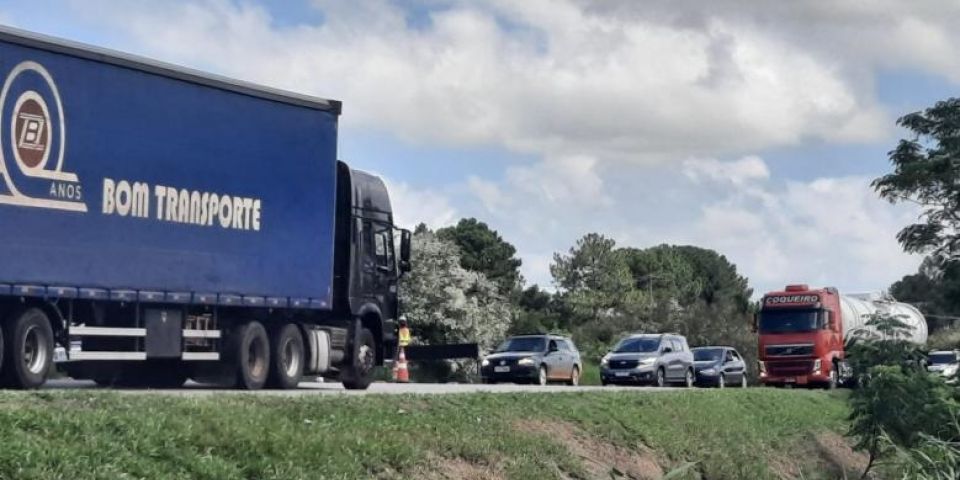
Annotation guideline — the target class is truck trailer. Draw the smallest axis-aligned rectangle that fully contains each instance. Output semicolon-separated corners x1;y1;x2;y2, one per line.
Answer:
757;284;927;388
0;27;410;390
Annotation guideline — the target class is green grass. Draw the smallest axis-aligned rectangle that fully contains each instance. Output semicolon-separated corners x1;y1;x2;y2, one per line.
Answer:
0;389;850;479
579;359;602;386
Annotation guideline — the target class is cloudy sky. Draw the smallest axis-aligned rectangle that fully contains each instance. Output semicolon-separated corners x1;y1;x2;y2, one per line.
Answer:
4;0;955;295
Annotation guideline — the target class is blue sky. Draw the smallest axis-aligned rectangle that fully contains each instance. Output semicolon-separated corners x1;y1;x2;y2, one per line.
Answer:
2;0;957;295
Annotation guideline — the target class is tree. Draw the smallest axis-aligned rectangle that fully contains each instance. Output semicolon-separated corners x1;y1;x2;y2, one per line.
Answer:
890;255;960;334
437;218;523;294
399;229;512;359
845;312;957;479
550;234;647;326
873;98;960;257
509;285;572;336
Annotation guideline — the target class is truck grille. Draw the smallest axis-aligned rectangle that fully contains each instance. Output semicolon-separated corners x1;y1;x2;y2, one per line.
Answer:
767;360;815;377
765;344;814;357
609;359;639;370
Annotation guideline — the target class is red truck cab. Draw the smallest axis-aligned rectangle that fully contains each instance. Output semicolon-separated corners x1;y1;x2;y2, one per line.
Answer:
757;285;845;388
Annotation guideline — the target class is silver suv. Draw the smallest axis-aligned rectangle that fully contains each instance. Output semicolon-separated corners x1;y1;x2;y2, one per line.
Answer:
600;333;695;387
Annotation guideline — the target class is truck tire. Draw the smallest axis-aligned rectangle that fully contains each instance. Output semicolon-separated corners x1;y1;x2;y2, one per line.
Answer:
1;308;54;389
267;323;304;390
341;327;375;391
826;363;839;390
231;321;270;390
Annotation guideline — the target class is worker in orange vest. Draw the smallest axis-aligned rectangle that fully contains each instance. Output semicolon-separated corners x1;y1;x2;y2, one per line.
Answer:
393;316;412;383
398;317;411;349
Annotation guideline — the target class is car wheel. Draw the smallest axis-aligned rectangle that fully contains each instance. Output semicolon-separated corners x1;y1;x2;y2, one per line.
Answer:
718;373;726;389
568;366;580;386
655;368;666;387
684;369;694;388
537;365;548;386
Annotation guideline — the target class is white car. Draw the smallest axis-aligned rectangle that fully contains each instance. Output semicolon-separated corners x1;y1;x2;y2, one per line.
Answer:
927;350;960;382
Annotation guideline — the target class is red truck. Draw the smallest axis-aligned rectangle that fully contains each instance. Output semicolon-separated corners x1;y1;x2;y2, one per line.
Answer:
757;284;927;388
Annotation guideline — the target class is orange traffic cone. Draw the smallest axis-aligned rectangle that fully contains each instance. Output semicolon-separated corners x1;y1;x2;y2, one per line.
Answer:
394;347;410;383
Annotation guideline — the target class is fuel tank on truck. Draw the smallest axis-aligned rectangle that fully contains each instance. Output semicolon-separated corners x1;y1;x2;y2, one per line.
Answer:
839;294;928;345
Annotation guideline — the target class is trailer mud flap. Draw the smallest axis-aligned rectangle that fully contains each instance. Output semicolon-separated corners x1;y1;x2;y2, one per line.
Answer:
145;309;183;358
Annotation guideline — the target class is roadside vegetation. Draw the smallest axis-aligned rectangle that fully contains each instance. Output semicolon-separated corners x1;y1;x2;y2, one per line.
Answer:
856;97;960;478
0;389;850;480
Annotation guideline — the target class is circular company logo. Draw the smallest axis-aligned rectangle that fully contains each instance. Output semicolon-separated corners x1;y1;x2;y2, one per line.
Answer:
11;91;51;171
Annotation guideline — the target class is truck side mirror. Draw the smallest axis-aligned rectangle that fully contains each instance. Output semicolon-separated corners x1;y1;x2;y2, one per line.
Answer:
399;229;412;273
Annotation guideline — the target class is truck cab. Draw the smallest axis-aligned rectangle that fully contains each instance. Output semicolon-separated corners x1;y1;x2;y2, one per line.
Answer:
757;285;844;388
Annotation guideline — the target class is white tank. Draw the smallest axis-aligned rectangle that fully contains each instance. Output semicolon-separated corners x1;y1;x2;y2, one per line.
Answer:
839;294;928;345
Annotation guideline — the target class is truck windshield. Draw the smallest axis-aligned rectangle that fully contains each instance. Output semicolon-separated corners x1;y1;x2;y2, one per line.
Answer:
929;353;959;365
759;309;820;334
614;337;660;353
496;337;546;352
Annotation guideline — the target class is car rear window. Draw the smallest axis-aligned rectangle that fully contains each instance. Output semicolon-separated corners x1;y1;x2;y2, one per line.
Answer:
495;337;546;353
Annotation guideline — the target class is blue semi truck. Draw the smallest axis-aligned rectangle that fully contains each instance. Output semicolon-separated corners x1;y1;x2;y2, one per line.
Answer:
0;27;410;390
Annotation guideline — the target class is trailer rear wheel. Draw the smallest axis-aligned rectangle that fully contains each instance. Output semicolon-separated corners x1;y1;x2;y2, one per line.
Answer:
1;308;53;389
231;321;270;390
267;323;304;390
341;327;375;391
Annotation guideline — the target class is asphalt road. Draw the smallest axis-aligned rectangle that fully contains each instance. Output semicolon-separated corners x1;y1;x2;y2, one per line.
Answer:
42;379;679;396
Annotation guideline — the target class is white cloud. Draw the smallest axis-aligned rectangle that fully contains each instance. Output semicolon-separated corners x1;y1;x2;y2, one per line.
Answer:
683;156;770;186
464;155;921;295
381;179;458;229
7;1;937;294
45;0;922;163
677;160;923;295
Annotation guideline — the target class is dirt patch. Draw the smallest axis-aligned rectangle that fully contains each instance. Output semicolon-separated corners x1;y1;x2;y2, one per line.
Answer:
771;432;869;480
815;432;869;477
515;419;664;480
414;456;505;480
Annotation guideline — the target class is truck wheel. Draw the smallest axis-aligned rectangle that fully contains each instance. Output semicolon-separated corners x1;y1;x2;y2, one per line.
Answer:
341;327;375;391
231;321;270;390
1;308;54;389
826;363;839;390
568;366;580;386
267;323;304;390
